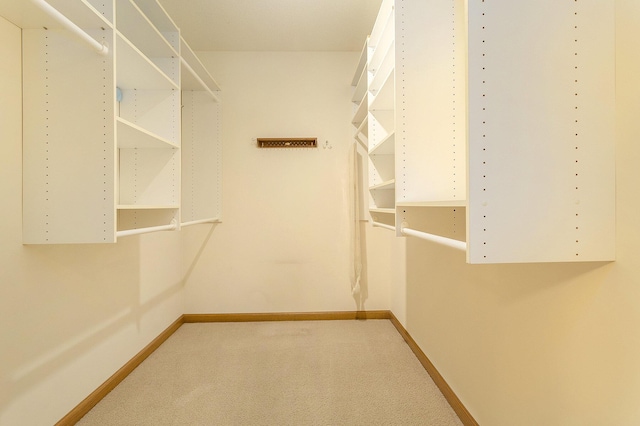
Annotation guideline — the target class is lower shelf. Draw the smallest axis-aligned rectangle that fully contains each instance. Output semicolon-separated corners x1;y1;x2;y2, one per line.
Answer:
369;208;395;231
117;207;179;237
117;204;179;210
396;200;466;208
370;207;395;214
116;220;178;238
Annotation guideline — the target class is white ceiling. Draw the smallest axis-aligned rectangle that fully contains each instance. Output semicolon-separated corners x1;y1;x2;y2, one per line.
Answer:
158;0;382;52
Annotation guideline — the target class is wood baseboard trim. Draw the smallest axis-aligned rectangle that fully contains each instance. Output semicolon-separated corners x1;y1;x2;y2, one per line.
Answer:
183;310;392;323
388;312;478;426
55;315;185;426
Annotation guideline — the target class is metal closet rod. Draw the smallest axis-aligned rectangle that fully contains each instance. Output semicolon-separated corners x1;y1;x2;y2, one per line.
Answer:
401;226;467;252
32;0;109;55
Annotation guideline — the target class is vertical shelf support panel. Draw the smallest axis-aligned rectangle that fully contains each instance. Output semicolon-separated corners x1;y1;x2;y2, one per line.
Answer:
180;90;222;224
395;0;467;206
23;28;116;243
467;0;615;263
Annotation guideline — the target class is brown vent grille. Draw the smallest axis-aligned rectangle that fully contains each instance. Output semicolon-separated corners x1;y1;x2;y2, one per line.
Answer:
257;138;317;148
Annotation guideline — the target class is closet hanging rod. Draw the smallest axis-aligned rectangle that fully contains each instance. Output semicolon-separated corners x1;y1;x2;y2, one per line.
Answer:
401;226;467;251
32;0;109;56
371;221;396;232
181;217;220;227
116;221;177;238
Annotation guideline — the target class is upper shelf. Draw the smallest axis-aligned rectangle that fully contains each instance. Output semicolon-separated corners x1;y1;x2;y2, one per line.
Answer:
368;0;393;50
116;0;177;58
181;37;220;90
0;0;113;30
116;33;178;90
180;37;221;101
351;66;368;104
133;0;179;51
369;70;394;111
368;18;394;76
351;39;368;105
352;96;368;127
351;39;368;86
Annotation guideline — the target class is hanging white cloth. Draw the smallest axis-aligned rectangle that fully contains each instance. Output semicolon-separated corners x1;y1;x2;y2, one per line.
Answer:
349;141;363;307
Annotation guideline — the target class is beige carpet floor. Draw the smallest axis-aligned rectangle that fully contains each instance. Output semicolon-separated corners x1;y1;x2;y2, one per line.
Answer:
77;320;463;425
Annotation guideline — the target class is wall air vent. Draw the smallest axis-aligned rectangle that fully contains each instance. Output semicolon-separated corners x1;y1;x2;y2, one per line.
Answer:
257;138;317;148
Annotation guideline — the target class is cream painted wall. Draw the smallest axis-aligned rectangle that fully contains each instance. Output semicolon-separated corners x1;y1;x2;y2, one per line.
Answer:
183;51;390;313
376;1;640;424
0;16;187;425
4;2;638;424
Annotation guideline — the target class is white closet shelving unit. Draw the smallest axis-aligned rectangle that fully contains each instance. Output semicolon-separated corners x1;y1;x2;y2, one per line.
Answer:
115;0;181;236
362;0;615;263
351;41;368;148
366;0;396;229
351;40;369;223
3;0;223;243
393;0;467;254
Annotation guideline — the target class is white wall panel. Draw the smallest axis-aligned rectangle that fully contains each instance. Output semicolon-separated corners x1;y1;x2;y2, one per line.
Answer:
183;52;390;314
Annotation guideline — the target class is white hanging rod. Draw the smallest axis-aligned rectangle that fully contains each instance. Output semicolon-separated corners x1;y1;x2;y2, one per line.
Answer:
181;217;220;227
180;57;220;102
371;221;396;232
32;0;109;56
401;226;467;251
116;221;177;238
